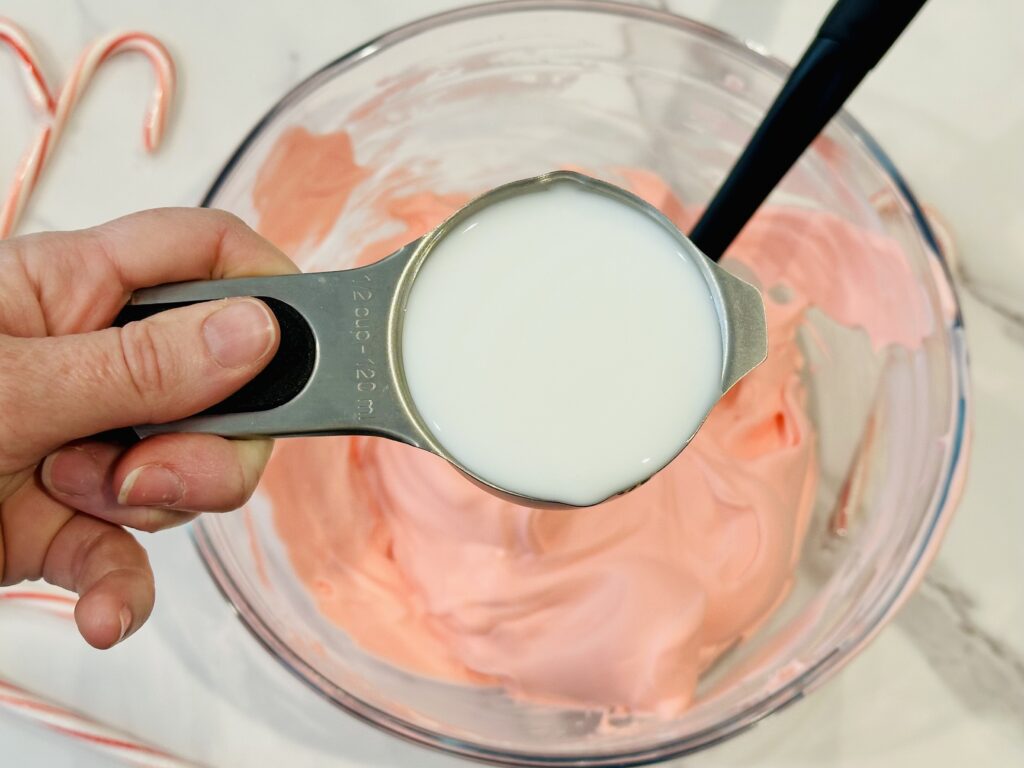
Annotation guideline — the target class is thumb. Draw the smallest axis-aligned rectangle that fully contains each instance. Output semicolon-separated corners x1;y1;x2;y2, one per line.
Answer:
1;298;278;467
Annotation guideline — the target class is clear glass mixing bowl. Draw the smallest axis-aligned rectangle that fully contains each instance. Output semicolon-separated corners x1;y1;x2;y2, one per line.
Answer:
194;2;970;764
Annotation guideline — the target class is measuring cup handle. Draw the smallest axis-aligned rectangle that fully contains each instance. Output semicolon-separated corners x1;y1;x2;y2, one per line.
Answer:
90;241;427;444
88;272;325;446
114;292;316;415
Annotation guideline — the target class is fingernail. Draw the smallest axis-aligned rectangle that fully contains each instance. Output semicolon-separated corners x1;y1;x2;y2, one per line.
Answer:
43;447;103;497
118;605;132;642
202;299;275;368
118;465;184;506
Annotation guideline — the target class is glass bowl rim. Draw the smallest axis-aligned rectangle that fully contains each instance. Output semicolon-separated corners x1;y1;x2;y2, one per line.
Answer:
193;1;971;764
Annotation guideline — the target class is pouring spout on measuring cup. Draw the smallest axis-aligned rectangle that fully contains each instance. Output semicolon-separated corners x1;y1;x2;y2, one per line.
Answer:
116;172;767;508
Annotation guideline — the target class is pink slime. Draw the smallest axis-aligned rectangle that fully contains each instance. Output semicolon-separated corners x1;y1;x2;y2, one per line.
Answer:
250;127;929;715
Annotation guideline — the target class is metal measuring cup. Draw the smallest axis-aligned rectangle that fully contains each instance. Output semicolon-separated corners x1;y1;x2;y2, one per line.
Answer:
118;171;767;508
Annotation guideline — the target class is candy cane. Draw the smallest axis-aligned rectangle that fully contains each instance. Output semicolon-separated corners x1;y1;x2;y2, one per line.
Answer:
0;18;56;238
48;30;175;157
0;586;203;766
0;24;175;238
0;18;54;111
0;23;187;763
1;21;185;764
0;588;76;618
0;128;52;238
0;679;203;768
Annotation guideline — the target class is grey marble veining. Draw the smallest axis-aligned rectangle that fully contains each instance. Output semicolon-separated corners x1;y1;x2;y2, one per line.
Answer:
0;1;1020;766
901;566;1024;726
961;279;1024;332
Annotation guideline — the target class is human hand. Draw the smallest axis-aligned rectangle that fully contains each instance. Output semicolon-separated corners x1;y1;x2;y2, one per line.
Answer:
0;208;297;648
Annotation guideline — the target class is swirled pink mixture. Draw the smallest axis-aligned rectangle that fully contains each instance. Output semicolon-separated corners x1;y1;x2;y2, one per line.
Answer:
251;128;929;715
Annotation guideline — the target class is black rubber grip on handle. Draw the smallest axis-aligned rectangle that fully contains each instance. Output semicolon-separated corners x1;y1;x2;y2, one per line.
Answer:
94;297;316;445
114;297;316;415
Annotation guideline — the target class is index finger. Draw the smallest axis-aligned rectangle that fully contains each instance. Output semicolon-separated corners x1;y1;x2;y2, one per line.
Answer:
92;207;300;288
13;207;299;334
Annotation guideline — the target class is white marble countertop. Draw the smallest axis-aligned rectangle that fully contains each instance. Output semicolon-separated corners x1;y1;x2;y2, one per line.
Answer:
1;1;1021;766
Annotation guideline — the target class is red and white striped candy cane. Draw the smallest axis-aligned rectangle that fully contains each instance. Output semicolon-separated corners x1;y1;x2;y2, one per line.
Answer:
0;18;56;238
0;585;203;766
0;128;52;238
48;30;175;158
0;24;176;238
0;18;54;111
0;678;203;768
0;588;76;618
1;22;187;764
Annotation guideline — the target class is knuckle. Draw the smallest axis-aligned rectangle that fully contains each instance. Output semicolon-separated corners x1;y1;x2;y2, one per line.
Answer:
208;209;249;241
117;322;168;412
84;527;150;572
71;527;124;578
0;403;15;473
0;343;29;472
209;209;245;228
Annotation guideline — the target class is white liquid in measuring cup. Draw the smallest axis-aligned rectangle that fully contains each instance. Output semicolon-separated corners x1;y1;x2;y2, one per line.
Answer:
401;181;724;506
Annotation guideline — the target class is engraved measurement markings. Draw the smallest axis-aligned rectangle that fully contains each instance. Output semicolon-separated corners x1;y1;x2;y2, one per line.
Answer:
351;274;375;420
